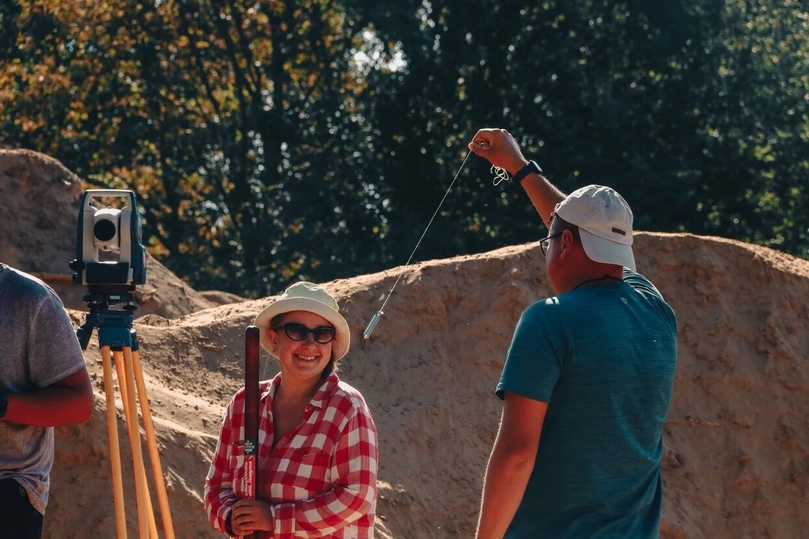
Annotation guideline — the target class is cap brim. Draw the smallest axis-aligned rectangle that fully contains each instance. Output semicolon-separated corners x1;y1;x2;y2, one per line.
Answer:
578;229;637;271
255;297;350;360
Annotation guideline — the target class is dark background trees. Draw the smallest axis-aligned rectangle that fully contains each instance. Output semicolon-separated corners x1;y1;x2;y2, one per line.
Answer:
1;0;806;297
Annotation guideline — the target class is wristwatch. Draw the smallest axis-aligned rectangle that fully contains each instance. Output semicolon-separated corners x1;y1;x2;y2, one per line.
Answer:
0;390;7;418
513;160;543;184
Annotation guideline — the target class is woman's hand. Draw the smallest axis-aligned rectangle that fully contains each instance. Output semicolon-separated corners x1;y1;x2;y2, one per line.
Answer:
230;498;273;535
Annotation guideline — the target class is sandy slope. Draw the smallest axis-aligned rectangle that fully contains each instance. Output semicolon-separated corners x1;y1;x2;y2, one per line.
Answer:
1;149;807;538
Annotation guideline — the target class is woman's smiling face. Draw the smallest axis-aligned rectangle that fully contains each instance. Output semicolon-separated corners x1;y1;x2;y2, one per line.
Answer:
269;310;334;383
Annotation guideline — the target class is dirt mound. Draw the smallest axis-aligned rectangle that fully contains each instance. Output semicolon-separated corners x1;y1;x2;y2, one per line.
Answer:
3;150;807;538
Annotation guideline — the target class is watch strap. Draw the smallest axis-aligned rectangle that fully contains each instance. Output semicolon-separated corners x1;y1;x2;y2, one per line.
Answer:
513;160;543;184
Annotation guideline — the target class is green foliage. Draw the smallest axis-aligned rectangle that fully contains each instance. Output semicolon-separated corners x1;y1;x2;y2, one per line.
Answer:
0;0;806;298
1;0;395;296
354;0;809;260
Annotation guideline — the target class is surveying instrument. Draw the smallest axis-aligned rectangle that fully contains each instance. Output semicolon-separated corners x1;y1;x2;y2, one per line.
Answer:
69;190;175;539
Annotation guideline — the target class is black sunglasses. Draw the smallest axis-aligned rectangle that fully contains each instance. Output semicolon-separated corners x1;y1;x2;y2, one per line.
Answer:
271;322;336;344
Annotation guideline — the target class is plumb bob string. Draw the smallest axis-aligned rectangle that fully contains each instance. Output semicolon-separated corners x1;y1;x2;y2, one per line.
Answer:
363;148;510;339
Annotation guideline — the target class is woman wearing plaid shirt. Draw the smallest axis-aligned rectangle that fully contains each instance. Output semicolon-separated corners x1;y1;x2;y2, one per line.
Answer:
205;282;378;538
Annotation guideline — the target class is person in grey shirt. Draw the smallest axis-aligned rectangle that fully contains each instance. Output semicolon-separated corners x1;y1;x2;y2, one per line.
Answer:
0;263;93;539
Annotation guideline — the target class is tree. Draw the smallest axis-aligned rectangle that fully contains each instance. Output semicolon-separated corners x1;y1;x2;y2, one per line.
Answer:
1;0;403;296
1;0;805;299
355;0;809;260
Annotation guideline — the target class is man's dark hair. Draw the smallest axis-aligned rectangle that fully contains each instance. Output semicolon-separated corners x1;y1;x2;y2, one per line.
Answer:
551;215;580;238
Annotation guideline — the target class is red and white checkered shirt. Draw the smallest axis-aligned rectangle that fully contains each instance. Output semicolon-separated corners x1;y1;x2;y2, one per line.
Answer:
205;372;378;538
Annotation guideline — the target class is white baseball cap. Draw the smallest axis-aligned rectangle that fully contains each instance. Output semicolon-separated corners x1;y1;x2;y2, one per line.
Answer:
554;185;636;271
254;281;350;360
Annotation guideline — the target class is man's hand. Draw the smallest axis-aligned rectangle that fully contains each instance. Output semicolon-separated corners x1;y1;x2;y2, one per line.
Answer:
468;128;528;175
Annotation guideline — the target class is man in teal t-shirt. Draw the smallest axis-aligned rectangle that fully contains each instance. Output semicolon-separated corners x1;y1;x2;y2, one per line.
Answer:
469;129;677;538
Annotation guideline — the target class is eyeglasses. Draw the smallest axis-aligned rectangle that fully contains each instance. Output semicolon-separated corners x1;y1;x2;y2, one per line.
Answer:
539;232;563;255
540;229;580;255
271;322;336;344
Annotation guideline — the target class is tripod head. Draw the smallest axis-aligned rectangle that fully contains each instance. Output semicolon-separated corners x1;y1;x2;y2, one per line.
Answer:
76;286;139;351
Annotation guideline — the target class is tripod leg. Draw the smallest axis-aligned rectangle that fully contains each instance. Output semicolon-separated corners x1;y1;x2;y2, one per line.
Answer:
113;351;131;422
114;353;159;539
118;348;155;539
102;346;128;539
131;348;176;539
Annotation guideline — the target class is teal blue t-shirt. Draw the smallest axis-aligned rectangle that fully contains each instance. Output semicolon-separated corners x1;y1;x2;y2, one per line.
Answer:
496;270;677;538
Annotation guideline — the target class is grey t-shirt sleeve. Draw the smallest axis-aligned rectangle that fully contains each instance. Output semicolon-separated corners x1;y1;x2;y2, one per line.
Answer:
1;268;87;391
28;286;87;387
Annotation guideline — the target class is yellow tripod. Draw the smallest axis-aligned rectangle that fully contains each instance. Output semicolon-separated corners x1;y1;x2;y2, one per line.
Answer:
77;293;175;539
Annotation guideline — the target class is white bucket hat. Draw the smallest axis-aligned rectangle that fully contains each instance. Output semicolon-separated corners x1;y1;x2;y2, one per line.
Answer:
254;281;350;360
554;185;636;271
